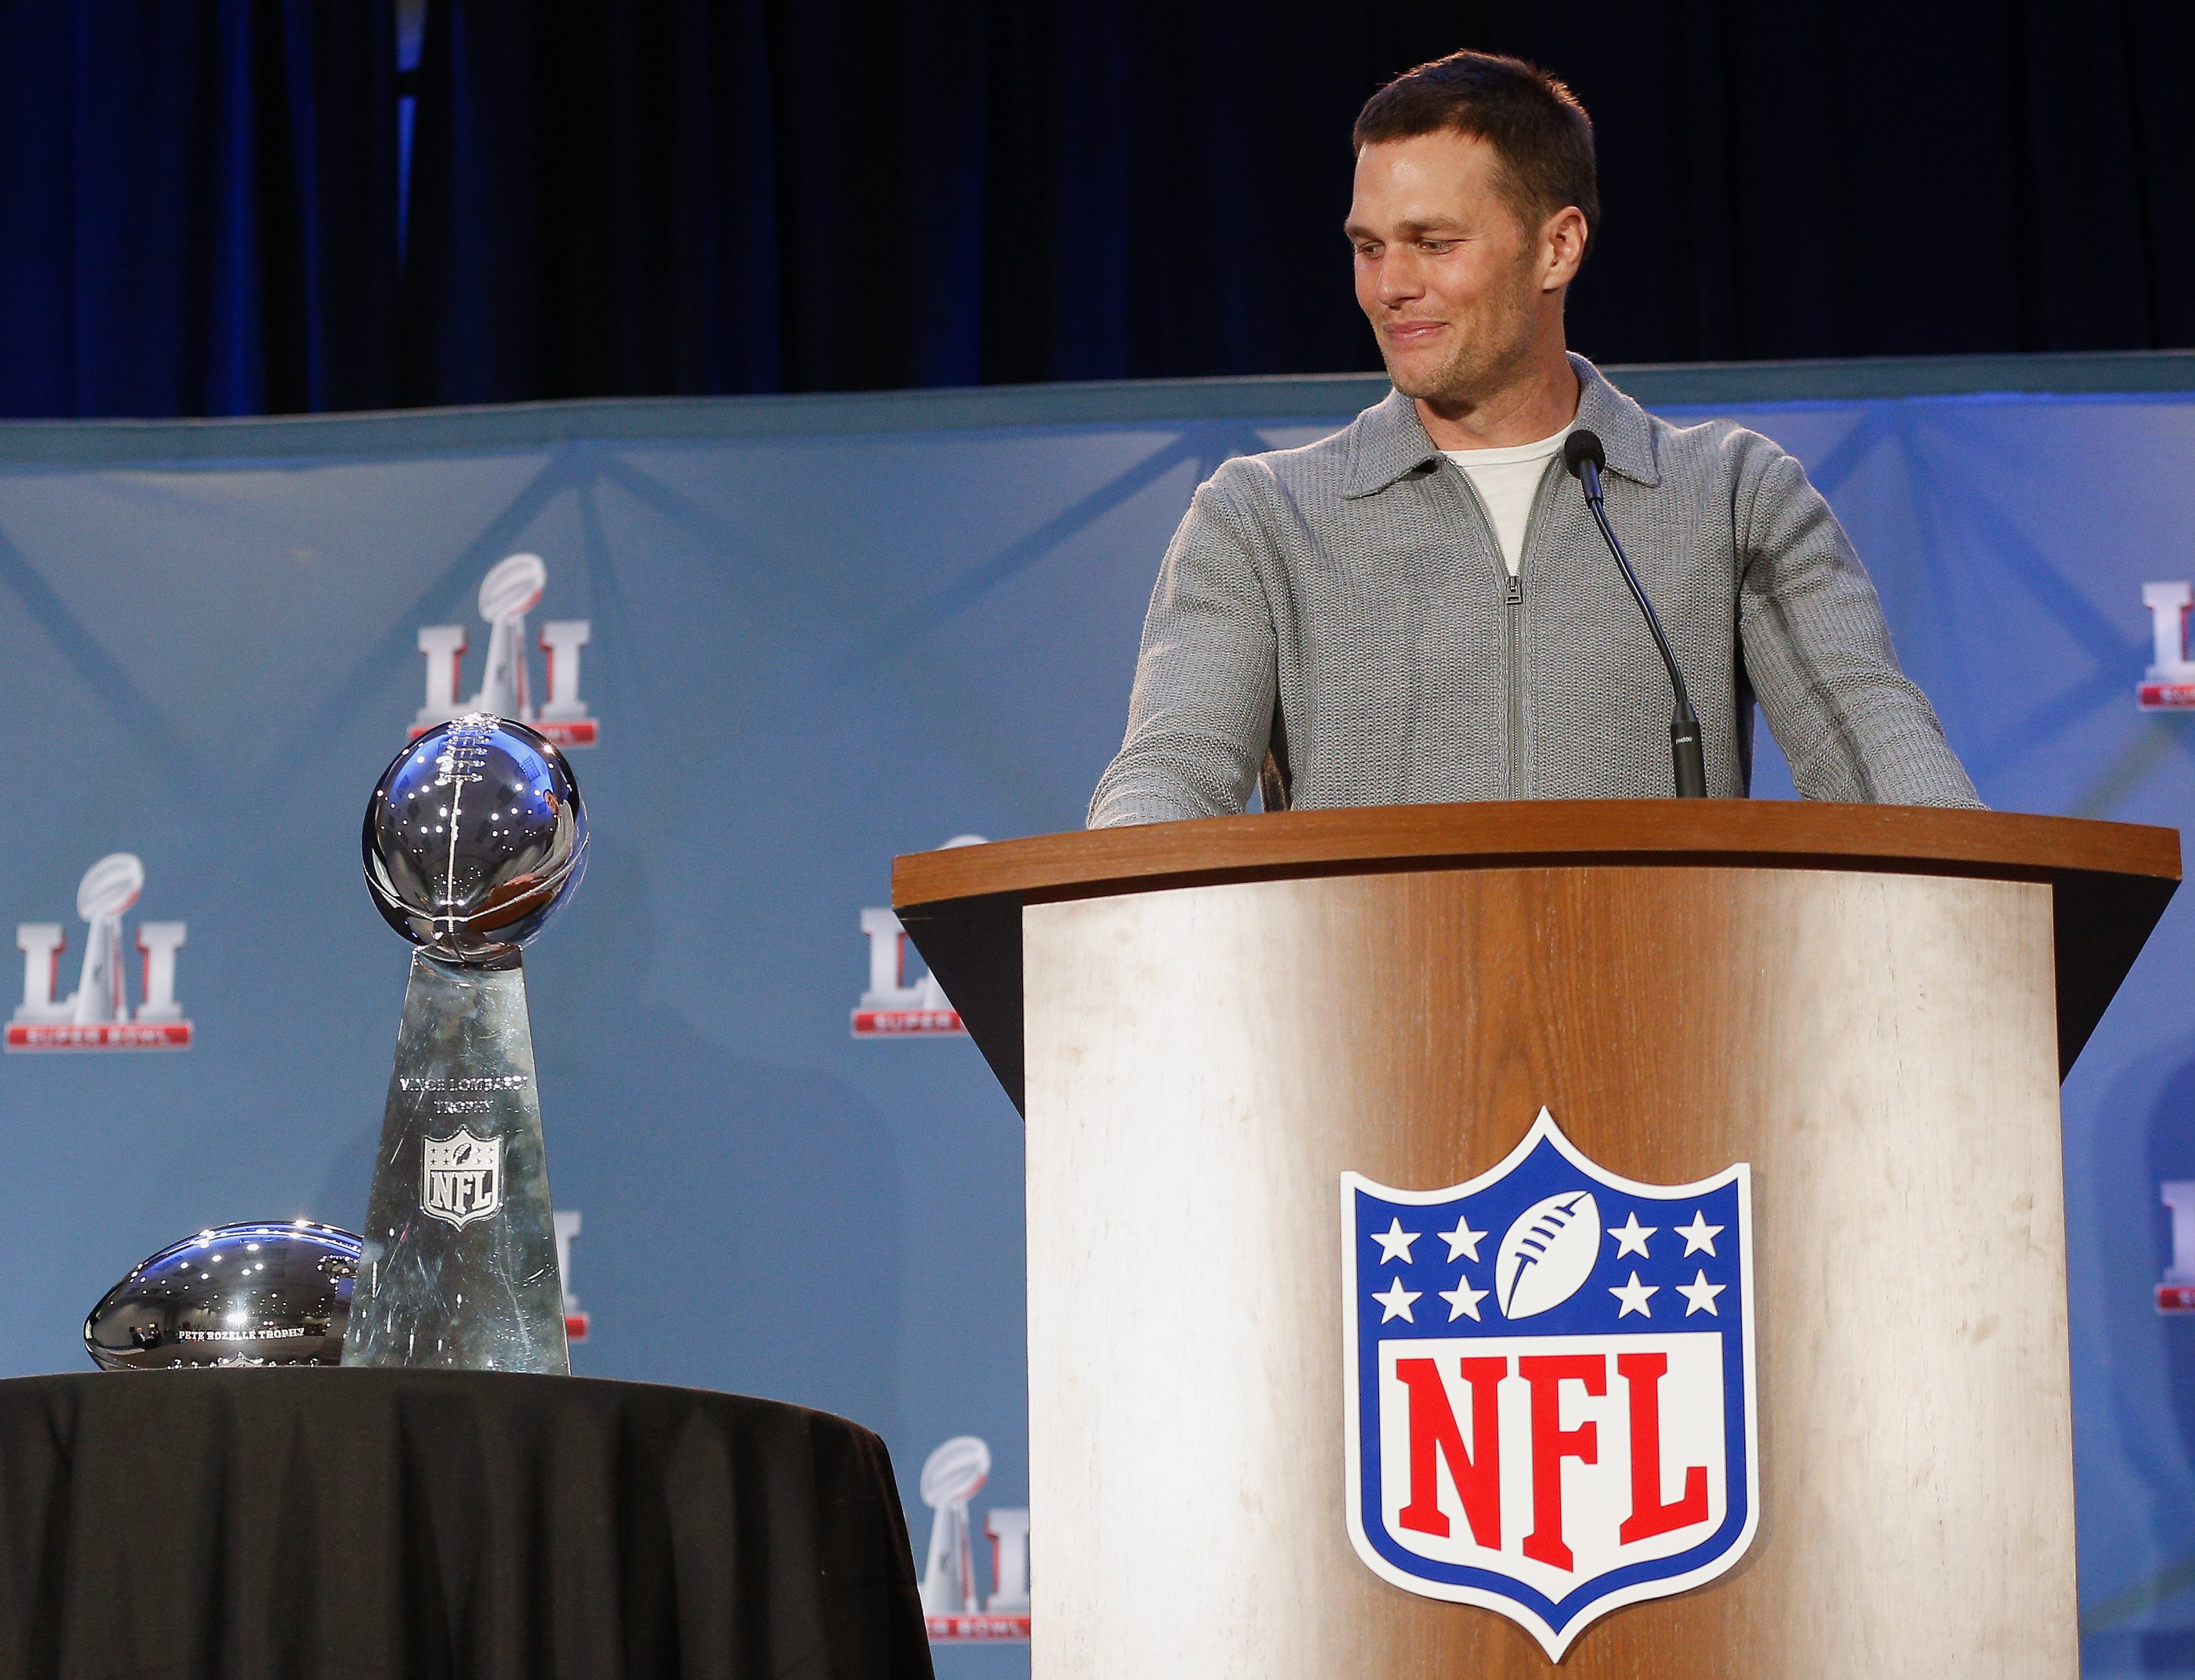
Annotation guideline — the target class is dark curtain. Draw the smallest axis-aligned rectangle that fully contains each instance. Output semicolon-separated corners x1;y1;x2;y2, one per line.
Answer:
2;2;2190;417
395;0;1482;404
0;0;399;419
1498;2;2195;363
399;0;2195;407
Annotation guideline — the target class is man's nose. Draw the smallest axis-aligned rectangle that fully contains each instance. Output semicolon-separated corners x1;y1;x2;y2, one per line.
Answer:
1377;249;1424;305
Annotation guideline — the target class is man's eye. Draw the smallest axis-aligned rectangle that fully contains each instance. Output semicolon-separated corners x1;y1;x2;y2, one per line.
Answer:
1420;239;1457;254
1353;243;1381;258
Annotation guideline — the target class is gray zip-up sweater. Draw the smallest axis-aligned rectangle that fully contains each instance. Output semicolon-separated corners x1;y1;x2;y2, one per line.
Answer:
1088;355;1980;826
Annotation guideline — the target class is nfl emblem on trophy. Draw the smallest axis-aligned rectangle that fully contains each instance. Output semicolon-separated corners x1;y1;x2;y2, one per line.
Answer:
348;712;588;1373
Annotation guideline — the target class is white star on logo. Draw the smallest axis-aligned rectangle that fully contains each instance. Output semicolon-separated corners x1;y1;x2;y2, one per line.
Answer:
1371;1218;1421;1266
1373;1278;1421;1323
1609;1270;1658;1318
1675;1211;1724;1256
1676;1269;1726;1316
1437;1215;1488;1263
1439;1275;1489;1322
1607;1211;1656;1258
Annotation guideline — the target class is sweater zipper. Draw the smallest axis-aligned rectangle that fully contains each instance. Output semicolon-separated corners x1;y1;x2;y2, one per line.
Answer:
1505;569;1524;797
1505;461;1568;799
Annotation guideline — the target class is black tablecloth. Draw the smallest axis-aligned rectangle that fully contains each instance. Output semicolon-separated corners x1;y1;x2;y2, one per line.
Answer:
0;1369;932;1680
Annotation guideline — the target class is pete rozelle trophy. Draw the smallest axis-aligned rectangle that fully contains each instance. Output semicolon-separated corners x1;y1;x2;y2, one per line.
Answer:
348;713;587;1373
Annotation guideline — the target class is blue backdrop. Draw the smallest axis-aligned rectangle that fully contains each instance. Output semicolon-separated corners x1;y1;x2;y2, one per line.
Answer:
1;354;2193;1675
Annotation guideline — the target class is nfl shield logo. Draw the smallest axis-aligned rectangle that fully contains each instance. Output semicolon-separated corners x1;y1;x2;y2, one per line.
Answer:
1340;1107;1756;1660
421;1128;505;1230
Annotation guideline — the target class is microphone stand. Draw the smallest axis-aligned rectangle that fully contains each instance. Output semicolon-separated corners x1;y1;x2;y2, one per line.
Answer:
1564;437;1708;799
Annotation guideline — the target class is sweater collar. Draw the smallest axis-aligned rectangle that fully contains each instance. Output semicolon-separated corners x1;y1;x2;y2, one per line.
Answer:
1341;352;1661;498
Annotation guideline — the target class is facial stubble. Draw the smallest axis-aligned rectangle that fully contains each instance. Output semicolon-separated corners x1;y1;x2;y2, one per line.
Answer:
1379;243;1544;414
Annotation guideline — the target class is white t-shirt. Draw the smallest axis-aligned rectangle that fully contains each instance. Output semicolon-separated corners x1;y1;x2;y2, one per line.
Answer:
1443;422;1574;575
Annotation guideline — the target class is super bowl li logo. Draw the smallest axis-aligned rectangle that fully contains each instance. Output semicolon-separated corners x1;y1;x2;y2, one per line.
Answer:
914;1435;1030;1643
2140;582;2195;710
2156;1182;2195;1313
851;835;985;1037
554;1210;590;1343
1342;1108;1756;1659
10;853;190;1051
414;552;598;746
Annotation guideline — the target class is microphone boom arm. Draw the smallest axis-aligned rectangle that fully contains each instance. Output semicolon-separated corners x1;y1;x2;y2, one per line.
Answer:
1569;447;1708;799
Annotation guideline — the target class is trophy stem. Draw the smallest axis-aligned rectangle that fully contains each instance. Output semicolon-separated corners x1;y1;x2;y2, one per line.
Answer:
345;951;569;1373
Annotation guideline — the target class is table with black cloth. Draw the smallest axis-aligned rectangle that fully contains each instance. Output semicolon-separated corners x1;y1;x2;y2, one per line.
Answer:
0;1368;934;1680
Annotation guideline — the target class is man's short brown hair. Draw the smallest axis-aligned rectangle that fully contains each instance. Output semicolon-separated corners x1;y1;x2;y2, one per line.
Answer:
1353;50;1599;260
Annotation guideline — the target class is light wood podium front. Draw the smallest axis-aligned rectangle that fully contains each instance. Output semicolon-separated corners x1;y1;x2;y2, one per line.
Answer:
894;802;2178;1679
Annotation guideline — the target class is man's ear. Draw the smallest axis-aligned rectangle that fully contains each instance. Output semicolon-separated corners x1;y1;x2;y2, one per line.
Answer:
1541;206;1589;292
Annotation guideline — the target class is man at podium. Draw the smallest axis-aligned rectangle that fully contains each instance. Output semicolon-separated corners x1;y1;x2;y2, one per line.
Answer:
1088;49;1980;827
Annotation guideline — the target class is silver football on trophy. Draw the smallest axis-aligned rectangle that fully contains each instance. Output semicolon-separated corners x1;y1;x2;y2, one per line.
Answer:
85;1222;363;1370
363;713;587;965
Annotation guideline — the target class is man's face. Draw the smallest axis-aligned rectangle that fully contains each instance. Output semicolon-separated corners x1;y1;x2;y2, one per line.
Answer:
1346;129;1554;407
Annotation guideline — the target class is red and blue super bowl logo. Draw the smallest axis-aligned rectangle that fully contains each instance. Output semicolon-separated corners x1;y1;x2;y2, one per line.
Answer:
1341;1107;1756;1659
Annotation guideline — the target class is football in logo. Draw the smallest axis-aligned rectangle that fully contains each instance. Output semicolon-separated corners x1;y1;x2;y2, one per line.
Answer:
1495;1190;1602;1318
77;853;142;922
921;1434;991;1511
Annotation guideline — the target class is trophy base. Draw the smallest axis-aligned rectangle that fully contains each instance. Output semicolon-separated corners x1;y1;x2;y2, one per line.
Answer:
345;952;570;1375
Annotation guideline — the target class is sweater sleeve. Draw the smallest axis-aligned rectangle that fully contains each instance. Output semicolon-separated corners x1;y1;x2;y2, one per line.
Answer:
1087;472;1278;827
1735;440;1984;809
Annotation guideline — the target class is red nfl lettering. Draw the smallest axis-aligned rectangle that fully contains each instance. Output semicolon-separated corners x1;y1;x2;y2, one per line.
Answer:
1520;1353;1604;1569
1618;1351;1710;1542
1390;1349;1719;1568
1394;1356;1504;1546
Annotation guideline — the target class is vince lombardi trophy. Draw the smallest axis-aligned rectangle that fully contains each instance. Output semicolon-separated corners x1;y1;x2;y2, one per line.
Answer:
348;713;587;1373
70;852;143;1024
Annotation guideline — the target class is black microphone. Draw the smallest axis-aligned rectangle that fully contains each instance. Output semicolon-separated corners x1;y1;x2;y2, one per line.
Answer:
1562;429;1707;799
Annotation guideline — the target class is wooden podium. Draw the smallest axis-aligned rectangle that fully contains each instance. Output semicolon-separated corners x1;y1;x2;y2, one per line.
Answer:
894;802;2179;1679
